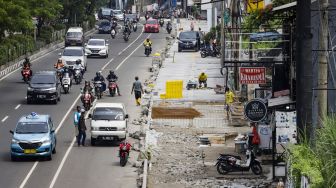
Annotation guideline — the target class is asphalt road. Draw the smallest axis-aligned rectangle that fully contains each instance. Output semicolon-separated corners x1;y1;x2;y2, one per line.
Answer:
0;22;169;188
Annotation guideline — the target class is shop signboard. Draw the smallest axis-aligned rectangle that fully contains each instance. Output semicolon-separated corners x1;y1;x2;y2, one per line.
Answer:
239;67;266;84
244;99;267;122
275;111;297;144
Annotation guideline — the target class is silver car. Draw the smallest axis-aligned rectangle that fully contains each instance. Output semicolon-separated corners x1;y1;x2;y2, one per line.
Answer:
59;47;87;70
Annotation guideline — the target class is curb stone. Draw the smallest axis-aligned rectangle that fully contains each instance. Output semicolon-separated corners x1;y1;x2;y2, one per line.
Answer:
0;28;96;80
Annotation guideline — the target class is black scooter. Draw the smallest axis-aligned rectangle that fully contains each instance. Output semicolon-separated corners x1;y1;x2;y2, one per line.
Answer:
215;149;262;175
200;46;221;58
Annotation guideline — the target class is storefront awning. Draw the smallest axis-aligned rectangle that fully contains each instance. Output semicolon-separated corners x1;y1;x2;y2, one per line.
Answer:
268;96;295;108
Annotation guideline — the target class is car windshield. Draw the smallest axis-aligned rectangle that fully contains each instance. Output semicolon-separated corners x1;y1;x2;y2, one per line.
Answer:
92;107;124;121
102;10;111;15
147;20;157;25
16;122;48;134
179;32;196;39
31;75;55;84
114;10;122;14
63;49;83;56
100;21;110;26
66;32;82;38
88;40;105;46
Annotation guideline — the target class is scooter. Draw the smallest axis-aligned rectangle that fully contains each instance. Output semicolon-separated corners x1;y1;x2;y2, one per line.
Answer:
132;23;137;32
215;149;263;175
22;68;31;83
200;46;221;58
111;28;116;39
166;24;172;34
159;19;164;27
93;81;103;99
144;45;151;57
108;79;118;97
82;90;92;111
61;72;71;94
123;31;129;42
73;68;82;85
119;142;131;167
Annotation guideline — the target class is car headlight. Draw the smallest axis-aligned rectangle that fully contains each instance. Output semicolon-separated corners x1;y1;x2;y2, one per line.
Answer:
119;127;126;131
11;138;20;144
27;87;34;91
47;87;57;93
192;41;197;45
42;139;51;144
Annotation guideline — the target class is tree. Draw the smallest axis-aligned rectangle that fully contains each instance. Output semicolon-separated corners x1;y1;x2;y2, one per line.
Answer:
0;0;33;39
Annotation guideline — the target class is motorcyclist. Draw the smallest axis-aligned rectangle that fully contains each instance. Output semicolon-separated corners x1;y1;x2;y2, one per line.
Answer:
72;59;84;75
82;80;94;102
143;38;153;54
112;20;118;29
106;70;121;96
61;67;73;87
198;72;208;88
54;58;65;69
93;71;106;92
21;57;32;77
119;140;131;157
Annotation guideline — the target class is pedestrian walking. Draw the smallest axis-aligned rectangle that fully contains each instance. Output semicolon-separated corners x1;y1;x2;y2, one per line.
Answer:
131;76;144;106
73;106;81;138
77;109;87;146
225;87;235;120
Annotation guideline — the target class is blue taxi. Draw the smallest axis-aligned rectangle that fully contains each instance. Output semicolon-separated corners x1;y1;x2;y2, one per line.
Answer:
10;112;57;161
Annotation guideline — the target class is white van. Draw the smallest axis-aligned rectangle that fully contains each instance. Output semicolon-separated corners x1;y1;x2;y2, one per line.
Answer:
88;102;128;145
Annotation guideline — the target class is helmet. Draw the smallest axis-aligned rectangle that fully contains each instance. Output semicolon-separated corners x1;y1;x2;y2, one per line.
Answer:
110;70;114;75
57;58;62;63
76;59;81;64
96;72;100;77
146;38;150;42
25;57;30;62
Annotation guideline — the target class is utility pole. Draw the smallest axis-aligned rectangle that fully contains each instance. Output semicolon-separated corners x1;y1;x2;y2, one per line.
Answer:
296;0;312;140
317;0;328;122
230;0;239;90
211;0;216;27
220;0;226;86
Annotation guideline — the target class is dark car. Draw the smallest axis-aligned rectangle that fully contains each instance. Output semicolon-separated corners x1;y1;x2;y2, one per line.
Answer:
124;14;138;23
178;31;201;52
249;31;282;42
27;71;61;104
98;8;113;20
98;20;113;34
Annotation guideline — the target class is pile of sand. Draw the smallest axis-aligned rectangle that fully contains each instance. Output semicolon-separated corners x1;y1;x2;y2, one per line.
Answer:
152;107;201;119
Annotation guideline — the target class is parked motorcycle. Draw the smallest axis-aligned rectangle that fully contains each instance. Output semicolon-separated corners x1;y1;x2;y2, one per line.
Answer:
61;72;71;94
119;142;131;167
82;90;92;111
108;79;118;97
200;46;221;58
73;68;82;84
111;28;116;39
22;68;31;83
144;45;151;57
93;81;103;99
215;149;262;175
159;19;164;27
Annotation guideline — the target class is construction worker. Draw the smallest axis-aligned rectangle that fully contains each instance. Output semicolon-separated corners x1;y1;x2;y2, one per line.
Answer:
198;72;207;88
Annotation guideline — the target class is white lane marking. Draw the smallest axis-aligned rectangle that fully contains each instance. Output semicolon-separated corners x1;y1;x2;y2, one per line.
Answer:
118;51;122;55
15;104;21;110
48;137;76;188
101;58;114;71
19;162;38;188
115;33;152;71
24;97;27;99
1;116;8;122
19;30;146;188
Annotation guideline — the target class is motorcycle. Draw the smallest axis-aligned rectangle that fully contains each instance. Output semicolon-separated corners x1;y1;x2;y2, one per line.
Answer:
56;68;64;80
82;90;92;111
159;19;164;27
22;68;31;83
123;31;129;42
108;79;118;97
215;149;262;175
61;72;71;94
200;46;221;58
166;24;172;34
73;68;82;84
111;28;116;39
119;142;131;167
132;23;137;32
93;81;103;99
144;45;151;57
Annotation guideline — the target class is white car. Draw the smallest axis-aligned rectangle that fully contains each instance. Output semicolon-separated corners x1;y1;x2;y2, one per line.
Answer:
59;46;87;70
85;39;109;58
113;10;124;21
88;102;128;145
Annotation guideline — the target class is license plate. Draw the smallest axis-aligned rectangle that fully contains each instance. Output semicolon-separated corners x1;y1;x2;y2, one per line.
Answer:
37;95;46;98
103;137;114;140
24;149;37;154
71;43;76;45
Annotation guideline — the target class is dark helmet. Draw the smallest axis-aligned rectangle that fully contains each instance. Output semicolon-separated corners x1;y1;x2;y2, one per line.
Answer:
25;57;30;62
76;59;81;64
110;70;114;75
85;80;90;85
146;38;150;42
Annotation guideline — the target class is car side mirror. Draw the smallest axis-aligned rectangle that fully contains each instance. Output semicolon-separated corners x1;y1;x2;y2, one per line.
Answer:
177;37;179;40
88;114;92;118
51;129;55;133
125;114;129;119
84;43;87;46
58;53;62;56
9;130;14;134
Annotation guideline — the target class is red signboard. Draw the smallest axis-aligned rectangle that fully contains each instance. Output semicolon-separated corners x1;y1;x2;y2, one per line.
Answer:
239;67;266;84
